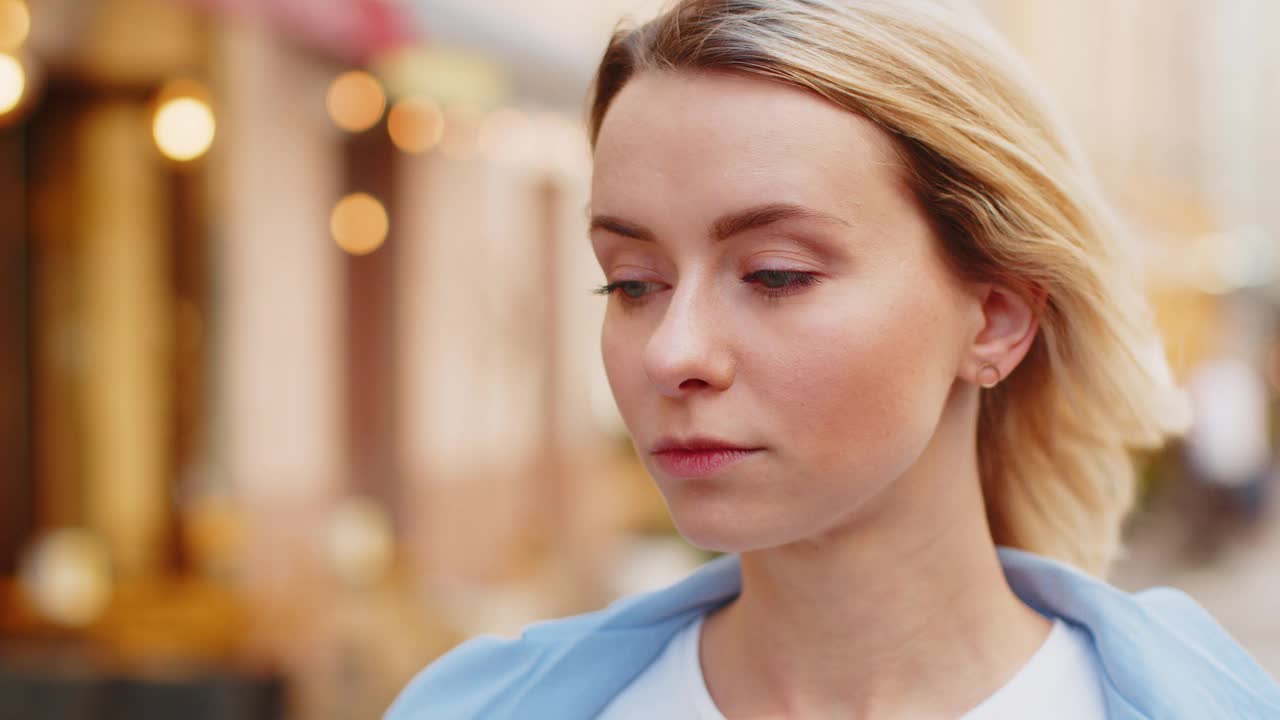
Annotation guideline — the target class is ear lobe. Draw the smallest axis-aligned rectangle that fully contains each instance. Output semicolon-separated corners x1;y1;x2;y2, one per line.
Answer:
968;284;1042;386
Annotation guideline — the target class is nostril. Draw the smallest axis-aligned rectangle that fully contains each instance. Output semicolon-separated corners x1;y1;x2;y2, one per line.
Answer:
678;378;711;390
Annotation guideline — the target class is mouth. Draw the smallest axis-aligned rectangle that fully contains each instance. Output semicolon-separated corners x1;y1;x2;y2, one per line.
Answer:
650;436;764;479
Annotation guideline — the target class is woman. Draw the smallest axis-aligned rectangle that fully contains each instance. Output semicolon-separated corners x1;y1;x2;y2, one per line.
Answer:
388;1;1280;717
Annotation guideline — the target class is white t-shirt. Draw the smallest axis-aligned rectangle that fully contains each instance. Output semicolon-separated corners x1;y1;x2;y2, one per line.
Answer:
597;613;1108;719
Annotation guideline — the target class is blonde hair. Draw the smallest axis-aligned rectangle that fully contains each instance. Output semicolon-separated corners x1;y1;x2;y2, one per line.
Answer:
587;0;1190;575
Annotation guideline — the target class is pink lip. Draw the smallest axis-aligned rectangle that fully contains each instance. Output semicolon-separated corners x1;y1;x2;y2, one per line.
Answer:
652;448;760;478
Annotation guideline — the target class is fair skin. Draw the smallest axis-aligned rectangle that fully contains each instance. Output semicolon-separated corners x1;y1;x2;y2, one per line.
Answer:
590;71;1049;719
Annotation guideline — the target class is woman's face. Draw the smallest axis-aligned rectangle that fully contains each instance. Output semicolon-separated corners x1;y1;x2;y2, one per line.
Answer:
590;71;983;552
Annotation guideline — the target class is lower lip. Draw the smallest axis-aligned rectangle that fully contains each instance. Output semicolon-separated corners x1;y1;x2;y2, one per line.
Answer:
652;448;761;479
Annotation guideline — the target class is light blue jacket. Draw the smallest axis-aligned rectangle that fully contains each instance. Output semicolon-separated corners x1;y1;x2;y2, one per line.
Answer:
386;547;1280;718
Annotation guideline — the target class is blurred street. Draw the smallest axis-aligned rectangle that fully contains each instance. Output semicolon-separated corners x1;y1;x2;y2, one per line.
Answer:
1113;467;1280;675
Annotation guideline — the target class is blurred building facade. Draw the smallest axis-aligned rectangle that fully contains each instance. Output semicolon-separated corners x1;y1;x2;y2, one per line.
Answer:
981;0;1280;303
0;1;641;717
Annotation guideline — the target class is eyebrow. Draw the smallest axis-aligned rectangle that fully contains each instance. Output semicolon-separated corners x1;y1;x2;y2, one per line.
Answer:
588;202;849;243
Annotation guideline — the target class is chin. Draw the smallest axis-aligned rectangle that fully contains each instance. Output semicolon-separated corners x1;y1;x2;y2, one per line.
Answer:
666;504;798;554
646;459;834;553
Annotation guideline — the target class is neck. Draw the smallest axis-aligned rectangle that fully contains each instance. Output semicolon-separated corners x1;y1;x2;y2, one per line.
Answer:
700;386;1052;719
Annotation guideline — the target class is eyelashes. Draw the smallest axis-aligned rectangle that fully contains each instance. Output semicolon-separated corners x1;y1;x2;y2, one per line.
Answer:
744;269;821;294
592;270;821;305
592;280;657;300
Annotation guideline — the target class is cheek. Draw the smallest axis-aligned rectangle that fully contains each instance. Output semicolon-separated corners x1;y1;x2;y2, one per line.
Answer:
759;276;960;480
600;310;646;420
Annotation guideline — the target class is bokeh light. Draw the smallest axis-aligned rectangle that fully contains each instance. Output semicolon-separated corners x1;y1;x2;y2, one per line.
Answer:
387;96;445;154
326;70;386;133
19;528;114;628
330;192;389;256
0;0;29;51
153;95;216;161
0;52;24;115
327;496;394;589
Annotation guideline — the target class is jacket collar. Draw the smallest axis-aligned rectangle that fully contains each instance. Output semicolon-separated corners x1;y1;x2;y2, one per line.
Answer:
509;547;1280;718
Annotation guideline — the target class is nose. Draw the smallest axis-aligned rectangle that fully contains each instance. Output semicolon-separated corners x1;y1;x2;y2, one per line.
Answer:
642;283;735;398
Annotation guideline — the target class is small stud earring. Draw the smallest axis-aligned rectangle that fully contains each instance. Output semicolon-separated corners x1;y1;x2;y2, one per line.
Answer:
977;363;1001;389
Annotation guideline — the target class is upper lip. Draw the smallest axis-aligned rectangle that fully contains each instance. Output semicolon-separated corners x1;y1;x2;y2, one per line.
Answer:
651;435;760;453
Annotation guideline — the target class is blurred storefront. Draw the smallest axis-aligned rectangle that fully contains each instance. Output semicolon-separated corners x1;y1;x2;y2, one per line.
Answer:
0;0;652;717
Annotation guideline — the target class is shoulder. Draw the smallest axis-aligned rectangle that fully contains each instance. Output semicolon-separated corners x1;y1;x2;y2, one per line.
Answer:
1129;584;1280;691
1101;582;1280;712
998;547;1280;716
384;631;548;720
385;554;742;719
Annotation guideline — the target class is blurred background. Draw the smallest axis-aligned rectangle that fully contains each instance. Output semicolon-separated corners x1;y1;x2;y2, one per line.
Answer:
0;0;1277;717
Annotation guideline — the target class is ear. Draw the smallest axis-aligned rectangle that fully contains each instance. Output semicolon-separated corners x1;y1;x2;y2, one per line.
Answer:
965;283;1042;387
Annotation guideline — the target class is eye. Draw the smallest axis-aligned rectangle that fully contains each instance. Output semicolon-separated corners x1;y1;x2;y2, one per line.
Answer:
741;270;821;297
593;280;664;303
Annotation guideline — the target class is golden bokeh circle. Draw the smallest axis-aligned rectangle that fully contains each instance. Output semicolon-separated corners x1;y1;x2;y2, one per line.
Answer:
0;1;30;52
19;528;113;628
387;96;445;154
331;192;389;256
326;70;386;133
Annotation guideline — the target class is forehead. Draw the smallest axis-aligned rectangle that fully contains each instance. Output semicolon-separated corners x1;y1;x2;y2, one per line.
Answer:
591;71;908;216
